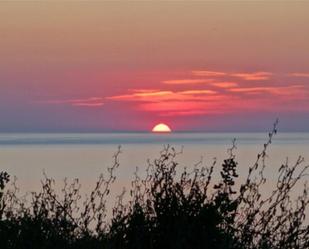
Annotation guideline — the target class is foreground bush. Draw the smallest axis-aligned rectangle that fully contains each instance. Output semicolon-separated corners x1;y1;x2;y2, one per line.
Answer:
0;122;308;249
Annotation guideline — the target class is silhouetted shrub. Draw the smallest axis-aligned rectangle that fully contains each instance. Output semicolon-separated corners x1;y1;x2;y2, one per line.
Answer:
0;122;308;249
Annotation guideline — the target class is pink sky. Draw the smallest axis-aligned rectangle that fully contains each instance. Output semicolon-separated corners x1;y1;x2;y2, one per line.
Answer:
0;2;309;132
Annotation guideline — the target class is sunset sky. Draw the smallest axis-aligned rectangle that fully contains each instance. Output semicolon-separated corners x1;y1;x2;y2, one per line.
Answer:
1;2;309;132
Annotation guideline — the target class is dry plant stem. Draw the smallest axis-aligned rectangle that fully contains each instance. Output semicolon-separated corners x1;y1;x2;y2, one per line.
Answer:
0;121;308;249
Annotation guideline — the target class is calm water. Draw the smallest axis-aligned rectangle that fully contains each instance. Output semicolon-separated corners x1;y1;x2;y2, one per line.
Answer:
0;132;308;209
0;132;309;146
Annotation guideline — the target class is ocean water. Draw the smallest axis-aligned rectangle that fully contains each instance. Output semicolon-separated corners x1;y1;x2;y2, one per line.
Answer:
0;132;308;210
0;132;309;146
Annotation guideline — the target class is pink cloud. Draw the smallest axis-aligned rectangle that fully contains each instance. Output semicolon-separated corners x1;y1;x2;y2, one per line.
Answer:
108;90;176;101
72;102;104;107
162;79;214;84
104;69;309;118
139;99;230;116
107;89;216;103
140;101;205;112
159;111;209;116
107;79;309;117
191;70;227;77
38;97;105;108
108;88;238;116
211;82;238;88
179;90;217;95
162;71;273;88
289;73;309;78
228;85;305;95
231;72;273;81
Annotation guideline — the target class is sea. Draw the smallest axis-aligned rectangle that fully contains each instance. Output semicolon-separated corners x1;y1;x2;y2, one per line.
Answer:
0;132;308;215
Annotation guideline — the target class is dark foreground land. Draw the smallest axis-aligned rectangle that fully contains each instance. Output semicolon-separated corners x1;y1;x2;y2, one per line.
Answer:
0;124;308;249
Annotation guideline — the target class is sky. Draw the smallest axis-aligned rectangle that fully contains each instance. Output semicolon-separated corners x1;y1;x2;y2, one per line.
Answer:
0;1;309;132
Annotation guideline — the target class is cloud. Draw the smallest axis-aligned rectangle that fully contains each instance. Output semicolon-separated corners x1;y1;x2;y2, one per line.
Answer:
211;82;238;88
72;102;104;107
128;88;160;93
108;89;227;116
228;85;305;95
139;98;229;116
289;73;309;78
162;70;273;89
179;90;217;95
162;71;273;89
39;97;105;107
231;72;273;81
108;90;176;101
106;68;309;117
191;70;273;80
191;70;226;77
162;79;214;84
107;89;216;103
159;110;210;116
140;101;206;112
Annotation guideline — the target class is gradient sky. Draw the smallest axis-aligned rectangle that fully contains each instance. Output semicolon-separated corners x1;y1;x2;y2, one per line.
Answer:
1;1;309;132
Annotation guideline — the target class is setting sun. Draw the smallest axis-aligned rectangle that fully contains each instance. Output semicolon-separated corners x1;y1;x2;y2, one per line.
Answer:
152;123;172;133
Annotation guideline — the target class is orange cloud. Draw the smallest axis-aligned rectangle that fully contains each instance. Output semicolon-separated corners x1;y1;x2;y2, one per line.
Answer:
191;70;226;77
108;89;216;103
140;101;205;112
160;110;209;116
162;79;214;84
211;82;238;88
164;70;273;88
180;90;217;95
228;85;304;95
106;69;309;117
139;99;229;116
108;89;228;116
108;88;225;113
231;72;273;81
108;91;173;101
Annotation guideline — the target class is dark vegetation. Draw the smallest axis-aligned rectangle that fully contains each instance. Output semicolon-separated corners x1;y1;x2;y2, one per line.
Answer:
0;121;308;249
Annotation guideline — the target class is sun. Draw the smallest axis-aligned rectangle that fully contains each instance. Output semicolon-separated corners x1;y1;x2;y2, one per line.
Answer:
152;123;172;133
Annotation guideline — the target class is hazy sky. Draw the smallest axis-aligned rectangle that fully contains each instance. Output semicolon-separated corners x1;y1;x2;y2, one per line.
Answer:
0;1;309;132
